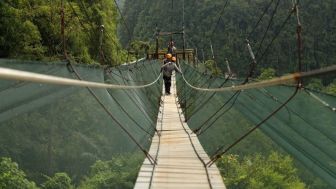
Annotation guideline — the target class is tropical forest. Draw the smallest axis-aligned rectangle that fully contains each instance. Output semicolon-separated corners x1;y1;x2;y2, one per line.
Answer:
0;0;335;189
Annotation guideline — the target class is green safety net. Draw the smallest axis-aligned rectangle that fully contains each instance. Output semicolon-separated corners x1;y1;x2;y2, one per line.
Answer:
0;59;162;184
176;61;336;187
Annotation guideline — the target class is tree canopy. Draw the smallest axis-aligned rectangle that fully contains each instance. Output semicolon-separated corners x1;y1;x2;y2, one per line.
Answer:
120;0;336;81
0;0;127;65
0;157;38;189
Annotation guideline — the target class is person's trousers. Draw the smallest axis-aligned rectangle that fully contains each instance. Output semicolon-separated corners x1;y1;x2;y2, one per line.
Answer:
163;76;172;94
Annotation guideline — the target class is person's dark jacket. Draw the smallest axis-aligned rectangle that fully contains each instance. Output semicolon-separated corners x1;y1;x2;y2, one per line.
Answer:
160;62;181;77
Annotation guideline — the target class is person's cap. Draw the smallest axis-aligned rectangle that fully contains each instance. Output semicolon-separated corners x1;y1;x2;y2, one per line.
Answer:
166;54;172;59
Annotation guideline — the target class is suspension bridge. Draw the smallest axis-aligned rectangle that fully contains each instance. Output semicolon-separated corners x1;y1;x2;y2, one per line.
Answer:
0;58;335;188
1;0;336;188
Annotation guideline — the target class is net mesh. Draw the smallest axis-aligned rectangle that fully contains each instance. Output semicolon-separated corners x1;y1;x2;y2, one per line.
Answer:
176;61;336;187
0;59;162;184
1;58;336;187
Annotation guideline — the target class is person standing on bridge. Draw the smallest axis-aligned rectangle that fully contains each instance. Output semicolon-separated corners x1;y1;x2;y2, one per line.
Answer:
163;53;172;64
167;41;176;56
161;56;181;95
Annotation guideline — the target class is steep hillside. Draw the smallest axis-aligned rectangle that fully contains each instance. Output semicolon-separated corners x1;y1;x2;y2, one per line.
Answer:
0;0;126;65
120;0;336;79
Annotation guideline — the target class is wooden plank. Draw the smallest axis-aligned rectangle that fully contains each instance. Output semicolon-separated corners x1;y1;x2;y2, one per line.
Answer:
134;75;226;189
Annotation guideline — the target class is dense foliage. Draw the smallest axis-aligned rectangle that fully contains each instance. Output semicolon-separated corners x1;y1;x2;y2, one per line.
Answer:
0;157;38;189
42;173;73;189
78;153;143;189
120;0;336;81
0;0;127;65
306;79;336;95
257;68;276;80
217;152;305;189
0;154;142;189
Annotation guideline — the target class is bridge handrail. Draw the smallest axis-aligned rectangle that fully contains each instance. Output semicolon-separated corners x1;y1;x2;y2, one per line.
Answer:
181;65;336;92
0;66;161;89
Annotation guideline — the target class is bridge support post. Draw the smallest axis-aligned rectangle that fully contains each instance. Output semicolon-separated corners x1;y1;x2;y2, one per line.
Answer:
155;27;159;59
99;25;105;63
182;26;186;60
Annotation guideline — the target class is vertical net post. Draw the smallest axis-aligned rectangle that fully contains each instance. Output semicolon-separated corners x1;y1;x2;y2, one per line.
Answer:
99;25;105;63
155;27;159;59
61;0;66;58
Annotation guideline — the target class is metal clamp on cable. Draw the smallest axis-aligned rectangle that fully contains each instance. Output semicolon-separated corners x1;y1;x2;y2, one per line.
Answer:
246;39;256;62
244;39;257;83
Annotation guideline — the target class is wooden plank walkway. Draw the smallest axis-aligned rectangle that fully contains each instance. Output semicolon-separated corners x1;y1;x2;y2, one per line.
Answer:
134;75;226;189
